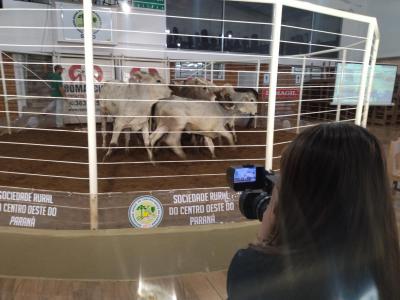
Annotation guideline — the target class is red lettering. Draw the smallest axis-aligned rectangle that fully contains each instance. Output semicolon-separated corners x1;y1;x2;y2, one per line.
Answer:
68;65;104;82
262;88;300;100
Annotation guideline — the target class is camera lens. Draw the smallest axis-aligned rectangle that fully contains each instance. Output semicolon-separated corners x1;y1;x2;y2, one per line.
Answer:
239;191;271;221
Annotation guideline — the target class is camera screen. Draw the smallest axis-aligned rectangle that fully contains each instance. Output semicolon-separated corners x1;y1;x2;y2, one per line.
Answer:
234;167;256;183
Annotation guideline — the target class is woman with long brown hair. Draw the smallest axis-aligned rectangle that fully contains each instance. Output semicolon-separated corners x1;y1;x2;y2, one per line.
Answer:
227;123;400;299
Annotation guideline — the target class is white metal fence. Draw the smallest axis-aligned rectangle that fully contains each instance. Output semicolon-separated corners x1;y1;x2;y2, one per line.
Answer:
0;0;379;229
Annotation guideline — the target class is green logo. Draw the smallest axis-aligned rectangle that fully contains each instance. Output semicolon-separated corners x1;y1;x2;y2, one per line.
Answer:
128;196;163;228
73;11;102;37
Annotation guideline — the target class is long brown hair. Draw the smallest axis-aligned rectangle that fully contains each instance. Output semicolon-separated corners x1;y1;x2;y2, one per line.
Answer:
266;123;400;299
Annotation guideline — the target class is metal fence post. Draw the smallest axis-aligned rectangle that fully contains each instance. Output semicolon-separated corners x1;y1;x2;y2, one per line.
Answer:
296;55;306;133
335;49;347;122
362;28;379;128
266;1;283;171
0;51;11;135
355;23;374;126
254;59;260;128
83;0;99;230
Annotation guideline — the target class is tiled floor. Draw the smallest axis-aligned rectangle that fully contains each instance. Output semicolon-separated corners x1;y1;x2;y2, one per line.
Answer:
0;125;398;300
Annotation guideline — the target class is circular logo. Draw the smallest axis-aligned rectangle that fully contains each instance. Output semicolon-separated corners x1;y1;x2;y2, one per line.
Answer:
73;11;102;35
128;195;164;228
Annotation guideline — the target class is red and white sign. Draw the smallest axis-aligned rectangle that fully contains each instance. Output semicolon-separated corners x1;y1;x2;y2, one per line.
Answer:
122;60;167;82
262;88;300;100
60;57;114;124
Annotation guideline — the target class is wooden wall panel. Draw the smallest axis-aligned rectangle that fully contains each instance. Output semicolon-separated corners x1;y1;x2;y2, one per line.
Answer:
0;52;18;122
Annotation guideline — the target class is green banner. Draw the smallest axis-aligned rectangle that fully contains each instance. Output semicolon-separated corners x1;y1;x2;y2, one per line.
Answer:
133;0;165;10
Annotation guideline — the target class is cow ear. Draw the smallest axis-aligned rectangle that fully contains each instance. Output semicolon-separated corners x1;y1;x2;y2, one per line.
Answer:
148;68;159;76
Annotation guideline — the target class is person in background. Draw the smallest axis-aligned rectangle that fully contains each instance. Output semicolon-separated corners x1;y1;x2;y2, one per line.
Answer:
46;64;65;128
200;29;210;50
225;30;234;52
227;123;400;300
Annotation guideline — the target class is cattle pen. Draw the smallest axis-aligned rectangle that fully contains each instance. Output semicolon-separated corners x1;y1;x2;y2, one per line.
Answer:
0;0;378;234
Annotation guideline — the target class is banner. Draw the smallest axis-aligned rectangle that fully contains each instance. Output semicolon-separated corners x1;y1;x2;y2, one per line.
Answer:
262;87;300;100
99;188;245;229
57;3;114;44
60;57;114;124
0;187;89;230
0;186;248;230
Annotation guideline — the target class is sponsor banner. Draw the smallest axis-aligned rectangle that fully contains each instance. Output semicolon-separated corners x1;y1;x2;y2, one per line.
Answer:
57;3;114;44
0;186;247;229
262;87;300;100
0;187;89;229
99;188;246;229
60;57;114;124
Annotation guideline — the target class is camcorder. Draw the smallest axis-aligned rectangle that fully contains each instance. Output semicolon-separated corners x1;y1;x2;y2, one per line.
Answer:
226;165;277;221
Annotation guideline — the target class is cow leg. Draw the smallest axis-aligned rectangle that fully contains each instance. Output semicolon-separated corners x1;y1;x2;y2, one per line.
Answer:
246;115;254;128
228;120;237;143
101;115;107;148
103;120;124;161
190;134;202;154
133;133;142;145
150;125;168;148
124;130;131;154
190;134;198;146
232;126;237;143
219;129;235;148
141;123;154;164
164;133;186;159
204;136;216;158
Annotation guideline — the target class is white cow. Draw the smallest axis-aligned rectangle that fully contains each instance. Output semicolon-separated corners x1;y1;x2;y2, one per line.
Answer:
99;69;171;161
149;97;257;159
170;79;258;143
